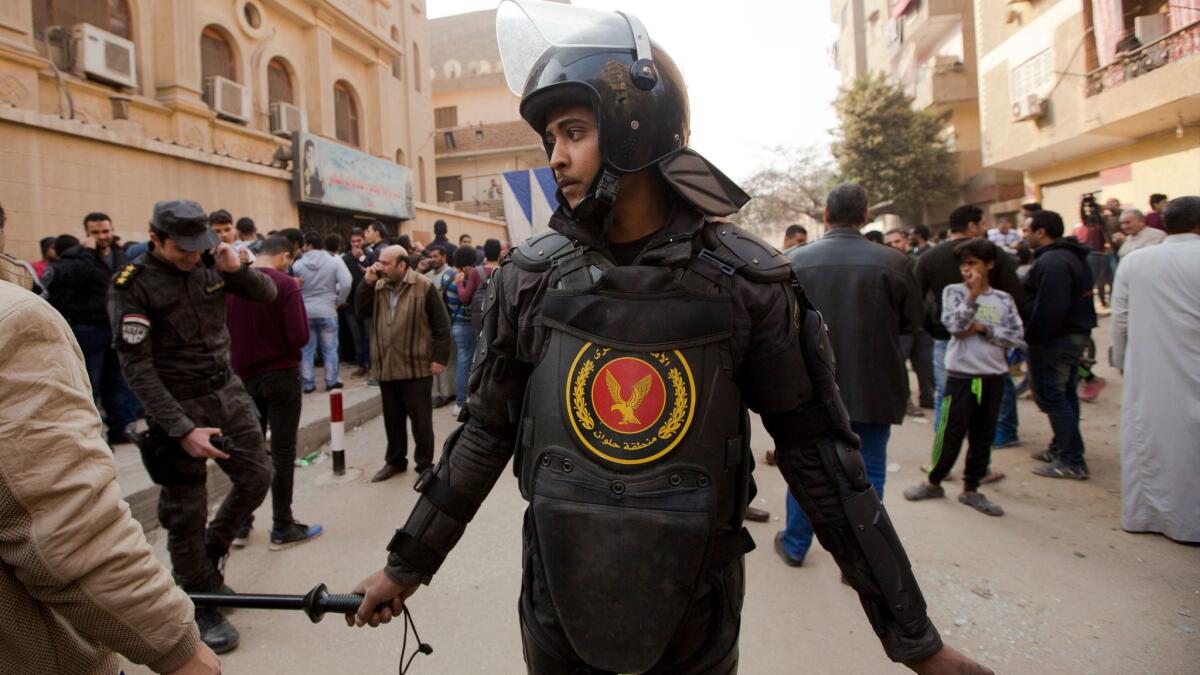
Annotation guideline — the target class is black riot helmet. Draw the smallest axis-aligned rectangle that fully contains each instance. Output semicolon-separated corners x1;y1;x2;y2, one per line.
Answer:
497;0;748;217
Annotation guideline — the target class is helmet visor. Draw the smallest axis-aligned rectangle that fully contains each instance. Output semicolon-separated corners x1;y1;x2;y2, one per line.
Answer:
497;0;636;95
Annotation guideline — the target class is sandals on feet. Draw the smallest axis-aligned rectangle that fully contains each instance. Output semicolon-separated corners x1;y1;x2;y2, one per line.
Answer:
980;470;1006;485
959;492;1004;516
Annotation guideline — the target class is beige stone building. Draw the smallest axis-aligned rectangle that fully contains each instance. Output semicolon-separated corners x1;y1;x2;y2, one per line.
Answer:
429;8;546;222
0;0;502;262
830;0;1018;225
973;0;1199;221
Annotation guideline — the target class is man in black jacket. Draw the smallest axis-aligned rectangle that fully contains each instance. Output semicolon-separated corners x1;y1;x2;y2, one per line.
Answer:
781;183;924;566
47;212;138;444
914;206;1022;431
1021;210;1097;480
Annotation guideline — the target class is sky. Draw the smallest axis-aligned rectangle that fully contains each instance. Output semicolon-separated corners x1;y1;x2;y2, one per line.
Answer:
428;0;842;182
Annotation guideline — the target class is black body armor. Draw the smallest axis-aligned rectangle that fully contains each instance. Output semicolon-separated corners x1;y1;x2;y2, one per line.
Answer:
512;241;755;672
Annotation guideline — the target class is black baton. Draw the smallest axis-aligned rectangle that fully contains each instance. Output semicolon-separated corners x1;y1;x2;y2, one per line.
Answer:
189;583;387;624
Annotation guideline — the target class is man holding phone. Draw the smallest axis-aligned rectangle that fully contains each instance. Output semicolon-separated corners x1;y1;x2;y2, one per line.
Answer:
107;200;277;654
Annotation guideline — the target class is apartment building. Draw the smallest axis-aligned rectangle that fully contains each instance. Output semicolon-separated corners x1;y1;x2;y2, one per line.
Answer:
429;8;546;221
0;0;502;260
974;0;1199;221
831;0;1020;224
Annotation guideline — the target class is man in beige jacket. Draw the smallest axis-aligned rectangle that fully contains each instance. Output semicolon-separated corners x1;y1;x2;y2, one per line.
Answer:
356;245;451;482
0;280;220;674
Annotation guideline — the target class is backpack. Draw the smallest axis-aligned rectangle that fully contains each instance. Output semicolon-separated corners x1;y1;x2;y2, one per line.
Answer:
469;264;493;333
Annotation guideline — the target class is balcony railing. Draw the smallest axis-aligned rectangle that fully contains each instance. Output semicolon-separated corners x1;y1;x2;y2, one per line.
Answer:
1086;20;1200;96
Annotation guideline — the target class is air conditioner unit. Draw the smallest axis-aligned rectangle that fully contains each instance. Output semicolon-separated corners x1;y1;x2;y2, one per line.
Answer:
269;102;306;138
204;76;249;123
1011;94;1047;121
71;23;137;89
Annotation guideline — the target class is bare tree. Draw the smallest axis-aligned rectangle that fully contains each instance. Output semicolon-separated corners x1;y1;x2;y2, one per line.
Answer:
735;145;836;236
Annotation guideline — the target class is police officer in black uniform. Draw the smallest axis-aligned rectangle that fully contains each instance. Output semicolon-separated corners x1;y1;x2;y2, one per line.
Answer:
351;4;990;674
108;200;275;654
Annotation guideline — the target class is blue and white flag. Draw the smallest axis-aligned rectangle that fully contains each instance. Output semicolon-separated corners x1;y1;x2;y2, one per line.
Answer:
502;167;559;243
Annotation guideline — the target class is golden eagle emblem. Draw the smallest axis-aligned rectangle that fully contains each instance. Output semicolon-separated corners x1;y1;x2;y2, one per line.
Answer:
605;370;653;426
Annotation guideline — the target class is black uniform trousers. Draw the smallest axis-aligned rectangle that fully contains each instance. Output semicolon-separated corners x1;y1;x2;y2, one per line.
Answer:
243;367;303;530
520;541;743;675
380;377;435;470
157;379;272;592
928;373;1004;491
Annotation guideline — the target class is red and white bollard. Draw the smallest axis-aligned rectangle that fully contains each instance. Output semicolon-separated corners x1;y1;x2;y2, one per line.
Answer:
330;390;345;475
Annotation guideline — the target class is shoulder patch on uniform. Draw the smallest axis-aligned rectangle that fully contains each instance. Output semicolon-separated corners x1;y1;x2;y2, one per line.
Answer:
113;262;142;289
510;231;577;272
700;221;790;283
121;314;151;344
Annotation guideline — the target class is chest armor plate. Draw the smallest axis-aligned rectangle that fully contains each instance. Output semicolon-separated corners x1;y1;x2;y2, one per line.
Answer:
518;263;749;673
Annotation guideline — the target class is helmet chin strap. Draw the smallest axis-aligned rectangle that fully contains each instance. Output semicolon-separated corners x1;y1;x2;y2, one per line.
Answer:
562;165;622;229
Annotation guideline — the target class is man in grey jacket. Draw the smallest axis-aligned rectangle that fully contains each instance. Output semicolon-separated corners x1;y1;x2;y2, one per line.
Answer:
295;231;352;393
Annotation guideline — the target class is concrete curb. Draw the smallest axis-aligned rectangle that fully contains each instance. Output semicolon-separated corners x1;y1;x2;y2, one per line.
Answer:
126;390;383;533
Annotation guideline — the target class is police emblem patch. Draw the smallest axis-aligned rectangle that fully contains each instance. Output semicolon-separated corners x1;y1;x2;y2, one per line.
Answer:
566;343;696;465
121;314;150;345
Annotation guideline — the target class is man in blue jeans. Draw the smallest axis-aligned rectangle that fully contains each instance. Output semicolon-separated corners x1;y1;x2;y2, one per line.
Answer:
781;184;924;565
1020;210;1097;479
46;212;139;444
294;231;352;393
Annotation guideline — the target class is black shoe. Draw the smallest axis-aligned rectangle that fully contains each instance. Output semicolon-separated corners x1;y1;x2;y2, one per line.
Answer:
325;382;344;392
1032;461;1089;480
303;387;316;394
774;531;804;567
432;395;454;409
270;521;324;550
106;430;132;446
231;521;253;549
196;607;239;654
1030;448;1057;463
371;463;406;483
745;506;770;523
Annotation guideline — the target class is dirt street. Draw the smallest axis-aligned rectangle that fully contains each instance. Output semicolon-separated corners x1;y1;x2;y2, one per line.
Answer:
122;317;1199;674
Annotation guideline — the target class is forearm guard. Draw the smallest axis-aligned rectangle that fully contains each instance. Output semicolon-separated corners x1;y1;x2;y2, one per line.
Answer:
384;420;514;585
766;302;941;663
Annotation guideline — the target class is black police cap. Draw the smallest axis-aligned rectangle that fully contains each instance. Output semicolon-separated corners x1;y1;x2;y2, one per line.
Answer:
150;200;219;252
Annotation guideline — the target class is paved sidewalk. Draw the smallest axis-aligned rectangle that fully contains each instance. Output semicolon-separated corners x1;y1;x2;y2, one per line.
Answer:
114;376;384;532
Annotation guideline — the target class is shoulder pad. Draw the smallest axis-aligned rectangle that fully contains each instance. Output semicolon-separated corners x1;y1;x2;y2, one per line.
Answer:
112;262;143;289
701;221;790;283
509;231;577;272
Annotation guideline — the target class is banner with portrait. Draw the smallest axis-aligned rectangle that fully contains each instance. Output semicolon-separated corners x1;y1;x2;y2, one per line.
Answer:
293;133;415;220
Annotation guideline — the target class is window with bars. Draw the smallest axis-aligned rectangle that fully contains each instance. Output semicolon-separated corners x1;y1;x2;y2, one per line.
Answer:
34;0;131;41
1010;49;1054;103
201;26;236;82
334;81;360;147
434;106;458;129
267;58;294;105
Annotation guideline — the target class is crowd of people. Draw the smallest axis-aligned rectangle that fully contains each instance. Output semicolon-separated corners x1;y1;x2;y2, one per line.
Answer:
769;190;1187;540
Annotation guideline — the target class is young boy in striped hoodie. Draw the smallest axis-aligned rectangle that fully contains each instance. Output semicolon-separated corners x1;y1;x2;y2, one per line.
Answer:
905;238;1025;516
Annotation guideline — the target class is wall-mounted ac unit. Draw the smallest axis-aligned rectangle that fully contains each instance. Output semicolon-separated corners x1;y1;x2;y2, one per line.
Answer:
205;76;249;123
1011;94;1047;121
71;23;137;89
269;102;306;137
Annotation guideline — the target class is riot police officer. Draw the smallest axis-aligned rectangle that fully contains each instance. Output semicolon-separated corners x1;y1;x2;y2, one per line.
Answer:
108;200;275;654
351;3;990;673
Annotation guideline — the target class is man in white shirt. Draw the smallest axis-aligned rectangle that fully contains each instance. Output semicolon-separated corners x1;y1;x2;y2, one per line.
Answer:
986;217;1022;253
1112;208;1166;258
1110;196;1200;543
